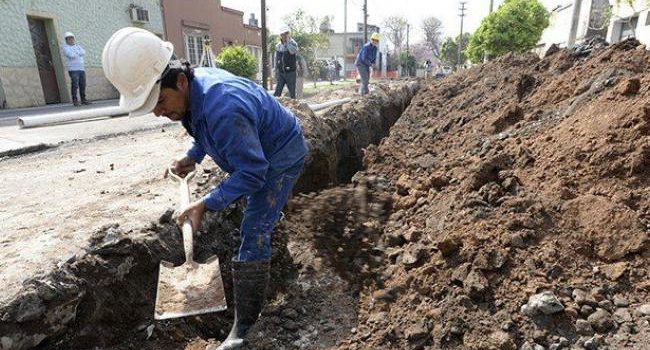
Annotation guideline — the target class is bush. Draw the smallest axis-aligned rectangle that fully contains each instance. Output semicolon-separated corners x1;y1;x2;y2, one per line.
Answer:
216;46;258;80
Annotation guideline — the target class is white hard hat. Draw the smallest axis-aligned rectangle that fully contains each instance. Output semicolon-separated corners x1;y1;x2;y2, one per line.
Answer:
279;26;290;35
102;27;174;116
64;32;75;38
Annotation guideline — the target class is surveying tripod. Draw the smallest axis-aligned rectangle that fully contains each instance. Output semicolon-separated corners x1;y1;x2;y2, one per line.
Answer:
199;36;216;68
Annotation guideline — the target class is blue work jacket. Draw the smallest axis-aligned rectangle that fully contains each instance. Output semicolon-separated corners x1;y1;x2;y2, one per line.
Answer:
355;42;378;67
183;68;308;211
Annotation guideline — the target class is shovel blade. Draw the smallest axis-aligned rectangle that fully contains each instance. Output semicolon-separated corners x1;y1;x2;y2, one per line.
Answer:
154;257;227;320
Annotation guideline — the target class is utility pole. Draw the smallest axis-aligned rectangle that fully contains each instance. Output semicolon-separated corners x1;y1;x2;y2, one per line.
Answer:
363;0;368;42
261;0;269;89
484;0;494;63
568;0;583;47
343;0;348;80
457;1;467;70
406;23;410;76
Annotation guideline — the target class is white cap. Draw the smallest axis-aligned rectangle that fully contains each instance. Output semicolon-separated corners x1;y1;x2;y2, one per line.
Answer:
279;26;290;35
102;27;174;117
64;32;75;38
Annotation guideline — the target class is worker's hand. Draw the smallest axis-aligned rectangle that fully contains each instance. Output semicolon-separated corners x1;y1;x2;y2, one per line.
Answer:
176;200;206;234
164;156;196;178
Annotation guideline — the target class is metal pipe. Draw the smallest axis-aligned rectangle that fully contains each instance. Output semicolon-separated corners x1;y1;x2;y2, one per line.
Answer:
17;106;128;129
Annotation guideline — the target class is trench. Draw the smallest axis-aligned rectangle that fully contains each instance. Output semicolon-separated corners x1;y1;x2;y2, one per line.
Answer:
0;81;420;350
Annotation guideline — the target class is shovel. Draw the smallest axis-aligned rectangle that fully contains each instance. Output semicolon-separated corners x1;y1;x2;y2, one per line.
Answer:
154;168;227;320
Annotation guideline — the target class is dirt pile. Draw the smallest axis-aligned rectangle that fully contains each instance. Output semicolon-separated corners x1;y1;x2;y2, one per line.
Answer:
0;82;418;350
285;40;650;349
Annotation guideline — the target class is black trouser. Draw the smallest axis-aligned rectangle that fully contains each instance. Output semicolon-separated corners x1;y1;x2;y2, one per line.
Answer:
274;70;296;99
68;70;86;102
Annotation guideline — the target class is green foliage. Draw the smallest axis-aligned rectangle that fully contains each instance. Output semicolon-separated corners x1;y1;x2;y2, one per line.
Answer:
466;0;549;63
439;33;471;69
216;46;257;80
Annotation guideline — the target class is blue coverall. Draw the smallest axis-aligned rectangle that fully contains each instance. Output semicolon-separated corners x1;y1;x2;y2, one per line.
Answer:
182;68;309;262
355;42;378;95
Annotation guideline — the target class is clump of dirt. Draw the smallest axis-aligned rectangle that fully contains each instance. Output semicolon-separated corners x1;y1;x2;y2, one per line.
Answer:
281;39;650;349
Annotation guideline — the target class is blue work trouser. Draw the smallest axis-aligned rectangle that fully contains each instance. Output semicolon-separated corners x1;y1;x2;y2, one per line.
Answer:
236;159;304;262
68;70;86;102
274;70;297;99
357;64;370;95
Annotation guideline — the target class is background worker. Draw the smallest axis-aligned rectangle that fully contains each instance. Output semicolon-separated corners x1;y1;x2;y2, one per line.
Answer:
62;32;90;106
274;28;299;99
102;27;308;350
355;32;380;95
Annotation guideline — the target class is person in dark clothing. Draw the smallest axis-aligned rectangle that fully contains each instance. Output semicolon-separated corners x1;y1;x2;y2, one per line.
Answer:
274;28;299;99
355;32;379;95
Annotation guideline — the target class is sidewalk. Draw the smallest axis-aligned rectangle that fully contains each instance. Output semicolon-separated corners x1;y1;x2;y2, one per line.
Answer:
0;99;119;127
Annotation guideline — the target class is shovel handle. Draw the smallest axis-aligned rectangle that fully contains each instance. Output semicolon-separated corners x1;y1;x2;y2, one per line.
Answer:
169;168;196;265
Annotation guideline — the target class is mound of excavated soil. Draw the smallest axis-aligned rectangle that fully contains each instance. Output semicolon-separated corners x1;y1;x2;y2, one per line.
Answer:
284;39;650;349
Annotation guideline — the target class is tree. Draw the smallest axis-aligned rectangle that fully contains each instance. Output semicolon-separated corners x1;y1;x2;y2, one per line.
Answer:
399;51;416;77
439;33;471;69
383;16;409;53
465;0;549;63
409;42;434;63
421;17;443;57
216;46;257;80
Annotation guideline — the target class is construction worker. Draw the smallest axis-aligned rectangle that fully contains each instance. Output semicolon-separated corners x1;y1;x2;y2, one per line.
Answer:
102;27;308;350
355;32;380;95
274;27;299;99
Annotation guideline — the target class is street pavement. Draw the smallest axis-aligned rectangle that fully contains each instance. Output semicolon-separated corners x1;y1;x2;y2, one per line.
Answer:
0;100;175;156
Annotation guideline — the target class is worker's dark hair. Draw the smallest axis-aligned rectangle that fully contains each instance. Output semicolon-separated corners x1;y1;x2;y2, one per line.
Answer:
159;58;194;90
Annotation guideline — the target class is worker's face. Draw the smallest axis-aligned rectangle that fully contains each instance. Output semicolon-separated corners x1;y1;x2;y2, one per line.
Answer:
280;32;289;41
66;37;75;45
371;39;379;46
153;73;189;121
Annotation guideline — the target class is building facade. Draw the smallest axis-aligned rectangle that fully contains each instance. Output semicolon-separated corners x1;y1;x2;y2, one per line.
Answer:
0;0;164;108
607;0;650;45
161;0;261;79
535;0;610;56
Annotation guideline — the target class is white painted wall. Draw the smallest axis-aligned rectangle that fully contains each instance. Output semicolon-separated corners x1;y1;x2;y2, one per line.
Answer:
607;0;650;45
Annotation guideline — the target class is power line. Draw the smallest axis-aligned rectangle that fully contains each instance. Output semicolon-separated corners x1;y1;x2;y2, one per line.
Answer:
457;1;467;69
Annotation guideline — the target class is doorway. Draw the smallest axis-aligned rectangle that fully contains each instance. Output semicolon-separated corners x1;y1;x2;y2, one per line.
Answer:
28;17;61;104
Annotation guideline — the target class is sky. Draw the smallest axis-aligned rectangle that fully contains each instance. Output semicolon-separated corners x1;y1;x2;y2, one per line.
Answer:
221;0;568;43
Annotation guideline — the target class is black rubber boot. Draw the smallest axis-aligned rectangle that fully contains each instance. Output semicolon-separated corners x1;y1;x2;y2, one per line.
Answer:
209;260;270;350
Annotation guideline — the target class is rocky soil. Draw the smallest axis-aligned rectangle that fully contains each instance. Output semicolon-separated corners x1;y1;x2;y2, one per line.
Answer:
283;39;650;349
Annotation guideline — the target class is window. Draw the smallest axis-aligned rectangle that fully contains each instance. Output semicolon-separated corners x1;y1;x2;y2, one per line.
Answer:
183;29;208;66
619;16;638;41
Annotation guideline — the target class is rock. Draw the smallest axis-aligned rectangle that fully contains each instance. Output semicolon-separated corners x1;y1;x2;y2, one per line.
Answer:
616;78;641;96
158;208;175;224
415;154;436;169
401;245;425;268
451;262;471;284
613;308;633;323
580;305;595;316
489;330;516;350
510;233;526;248
587;308;614;333
521;291;565;317
282;307;299;319
438;236;462;257
403;228;422;242
636;304;650;316
405;321;430;342
572;288;597;306
575;319;594;335
613;295;629;307
283;320;300;331
600;262;628;281
474;249;507;271
598;300;613;312
464;269;489;300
